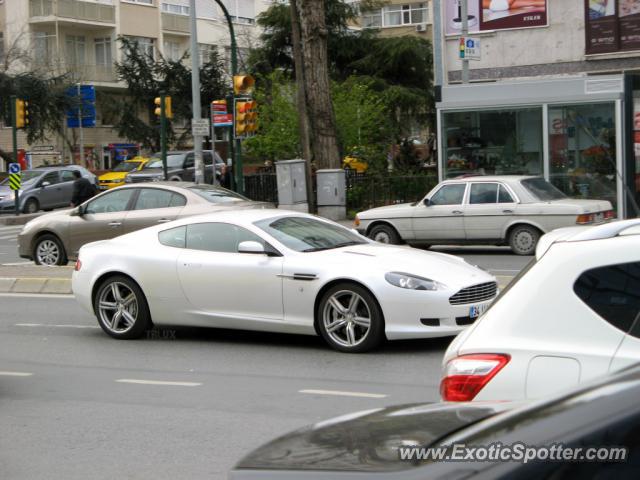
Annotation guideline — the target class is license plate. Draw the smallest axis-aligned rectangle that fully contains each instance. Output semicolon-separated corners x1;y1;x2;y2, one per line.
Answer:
594;212;604;223
469;304;489;319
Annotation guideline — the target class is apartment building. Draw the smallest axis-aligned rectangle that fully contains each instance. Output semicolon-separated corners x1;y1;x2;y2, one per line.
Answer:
358;1;432;39
435;0;640;218
0;0;268;170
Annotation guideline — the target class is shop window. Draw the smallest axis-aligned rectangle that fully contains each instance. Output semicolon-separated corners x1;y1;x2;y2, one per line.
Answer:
443;108;543;179
548;103;617;209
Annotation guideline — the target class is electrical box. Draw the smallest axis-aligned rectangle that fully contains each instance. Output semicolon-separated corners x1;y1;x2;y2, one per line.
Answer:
275;159;307;205
316;169;346;206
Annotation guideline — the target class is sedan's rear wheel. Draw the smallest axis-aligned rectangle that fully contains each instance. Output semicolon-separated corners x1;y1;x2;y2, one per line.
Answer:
33;234;67;266
368;224;400;245
94;276;150;339
317;283;384;353
508;225;540;255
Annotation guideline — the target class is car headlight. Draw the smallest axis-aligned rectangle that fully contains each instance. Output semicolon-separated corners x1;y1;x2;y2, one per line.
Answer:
385;272;446;291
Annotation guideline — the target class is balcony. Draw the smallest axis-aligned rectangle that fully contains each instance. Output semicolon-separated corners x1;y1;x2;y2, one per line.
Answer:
74;64;117;83
162;13;190;34
30;0;116;24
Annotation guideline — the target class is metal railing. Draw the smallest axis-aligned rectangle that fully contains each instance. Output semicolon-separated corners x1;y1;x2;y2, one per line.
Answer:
244;173;278;205
30;0;115;23
346;172;438;212
162;12;190;33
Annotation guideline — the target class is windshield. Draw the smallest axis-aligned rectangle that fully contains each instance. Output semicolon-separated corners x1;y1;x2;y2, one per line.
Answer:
255;216;367;252
521;177;567;201
187;186;249;203
0;171;42;185
145;155;184;169
113;161;141;172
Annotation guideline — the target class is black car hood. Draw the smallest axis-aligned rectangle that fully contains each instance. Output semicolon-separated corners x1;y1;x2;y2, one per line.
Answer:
234;403;506;473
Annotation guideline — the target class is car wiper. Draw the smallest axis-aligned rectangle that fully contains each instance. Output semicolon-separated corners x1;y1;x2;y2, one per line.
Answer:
303;241;363;252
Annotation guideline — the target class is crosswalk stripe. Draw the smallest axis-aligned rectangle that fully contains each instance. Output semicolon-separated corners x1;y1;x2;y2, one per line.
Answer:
0;234;19;240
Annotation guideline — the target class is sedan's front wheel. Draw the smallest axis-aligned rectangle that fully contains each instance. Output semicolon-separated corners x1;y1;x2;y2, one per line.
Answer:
33;234;67;266
317;283;384;353
368;224;400;244
94;276;150;339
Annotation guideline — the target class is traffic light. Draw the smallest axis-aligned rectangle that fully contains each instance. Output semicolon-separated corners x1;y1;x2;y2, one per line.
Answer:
15;98;29;129
233;75;255;96
234;99;257;138
154;96;173;119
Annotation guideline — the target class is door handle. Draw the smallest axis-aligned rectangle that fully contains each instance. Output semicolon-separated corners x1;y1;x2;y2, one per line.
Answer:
452;210;463;215
157;218;171;223
108;221;122;227
502;209;514;214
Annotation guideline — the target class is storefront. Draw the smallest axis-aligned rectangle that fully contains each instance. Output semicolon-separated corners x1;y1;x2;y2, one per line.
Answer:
437;74;639;218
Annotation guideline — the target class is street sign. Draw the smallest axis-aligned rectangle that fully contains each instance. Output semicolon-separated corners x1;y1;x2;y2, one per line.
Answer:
192;118;210;137
459;37;481;61
66;85;96;128
8;163;21;190
213;113;233;127
212;103;227;114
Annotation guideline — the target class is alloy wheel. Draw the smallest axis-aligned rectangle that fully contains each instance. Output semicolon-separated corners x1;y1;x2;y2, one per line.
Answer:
97;282;139;334
36;240;60;266
322;290;372;348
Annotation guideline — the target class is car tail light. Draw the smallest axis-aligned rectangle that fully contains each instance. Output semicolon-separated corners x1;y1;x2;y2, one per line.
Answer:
576;213;595;225
354;216;360;227
440;354;510;402
74;259;82;272
604;210;616;220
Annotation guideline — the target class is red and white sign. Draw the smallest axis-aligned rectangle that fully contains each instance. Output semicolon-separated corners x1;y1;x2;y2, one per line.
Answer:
213;113;233;126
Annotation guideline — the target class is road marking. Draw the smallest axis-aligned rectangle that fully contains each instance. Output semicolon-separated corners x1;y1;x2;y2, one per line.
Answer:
15;323;99;329
0;293;74;299
0;371;33;377
116;379;202;387
1;261;34;266
299;389;387;399
489;269;522;274
0;234;18;240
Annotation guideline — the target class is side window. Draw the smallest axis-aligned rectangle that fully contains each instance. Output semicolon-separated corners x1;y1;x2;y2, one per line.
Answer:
498;184;515;203
185;222;263;253
574;262;640;334
134;189;176;210
60;170;76;182
429;184;466;206
41;172;60;185
159;226;186;248
184;154;194;168
203;152;213;166
169;193;187;207
469;183;498;204
85;189;134;214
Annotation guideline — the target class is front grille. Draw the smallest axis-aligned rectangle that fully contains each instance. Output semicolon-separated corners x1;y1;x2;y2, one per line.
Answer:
129;176;151;183
449;281;497;305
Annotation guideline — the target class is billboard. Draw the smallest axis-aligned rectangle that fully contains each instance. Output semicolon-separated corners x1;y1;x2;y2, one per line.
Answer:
445;0;548;36
585;1;640;54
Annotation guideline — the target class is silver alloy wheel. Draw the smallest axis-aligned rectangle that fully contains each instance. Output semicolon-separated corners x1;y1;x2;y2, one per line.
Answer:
373;231;391;243
36;240;60;266
513;230;534;253
322;290;371;348
97;282;139;334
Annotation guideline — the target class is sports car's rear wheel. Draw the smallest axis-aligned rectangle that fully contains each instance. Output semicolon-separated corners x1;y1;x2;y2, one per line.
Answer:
317;283;384;353
368;224;400;244
94;276;150;339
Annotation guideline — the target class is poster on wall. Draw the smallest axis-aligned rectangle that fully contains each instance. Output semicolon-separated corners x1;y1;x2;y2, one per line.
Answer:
585;0;619;53
445;1;548;35
619;0;640;50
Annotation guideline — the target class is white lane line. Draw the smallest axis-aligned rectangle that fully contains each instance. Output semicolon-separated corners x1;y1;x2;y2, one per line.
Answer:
0;234;18;240
1;261;34;266
299;389;387;399
15;323;99;329
116;379;202;387
0;371;33;377
0;293;75;299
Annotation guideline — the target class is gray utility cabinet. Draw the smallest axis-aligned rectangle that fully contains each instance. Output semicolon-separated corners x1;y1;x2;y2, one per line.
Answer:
316;169;346;206
275;159;307;205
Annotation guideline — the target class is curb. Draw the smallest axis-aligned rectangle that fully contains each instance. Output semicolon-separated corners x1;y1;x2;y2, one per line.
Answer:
0;277;72;294
0;212;44;226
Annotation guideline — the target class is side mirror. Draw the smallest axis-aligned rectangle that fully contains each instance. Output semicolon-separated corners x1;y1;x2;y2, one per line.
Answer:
238;240;266;255
41;181;51;188
423;198;432;207
70;206;84;217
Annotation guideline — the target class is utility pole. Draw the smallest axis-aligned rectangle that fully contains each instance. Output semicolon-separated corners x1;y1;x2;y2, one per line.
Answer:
160;95;168;180
461;0;469;84
189;0;205;184
77;83;85;166
10;95;19;215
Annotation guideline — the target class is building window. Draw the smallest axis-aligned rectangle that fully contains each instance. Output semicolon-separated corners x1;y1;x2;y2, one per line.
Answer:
222;0;255;25
162;2;189;15
94;37;112;66
442;108;543;179
163;39;183;61
33;31;54;65
198;43;217;64
123;0;153;5
363;2;427;28
124;36;155;59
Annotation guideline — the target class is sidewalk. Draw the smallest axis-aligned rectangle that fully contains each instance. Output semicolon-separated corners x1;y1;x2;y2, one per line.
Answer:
0;212;44;226
0;264;74;295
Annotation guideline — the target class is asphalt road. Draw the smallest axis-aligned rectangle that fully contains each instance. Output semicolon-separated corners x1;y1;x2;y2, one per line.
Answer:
0;224;22;264
0;295;452;480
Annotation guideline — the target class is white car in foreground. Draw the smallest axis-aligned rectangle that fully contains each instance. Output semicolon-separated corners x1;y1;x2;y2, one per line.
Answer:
441;219;640;401
72;210;496;352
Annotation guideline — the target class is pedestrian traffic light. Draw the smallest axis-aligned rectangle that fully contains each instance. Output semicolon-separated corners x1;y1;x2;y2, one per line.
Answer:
15;98;29;129
234;99;257;138
233;75;255;96
154;96;173;119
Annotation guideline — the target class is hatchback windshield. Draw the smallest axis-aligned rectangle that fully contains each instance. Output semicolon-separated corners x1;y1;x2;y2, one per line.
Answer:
113;161;141;172
187;186;248;203
521;177;567;201
145;155;184;169
0;170;42;185
255;216;367;252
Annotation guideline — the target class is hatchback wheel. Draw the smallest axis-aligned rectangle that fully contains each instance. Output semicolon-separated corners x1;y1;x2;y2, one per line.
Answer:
23;198;39;214
509;225;540;255
33;234;67;266
368;224;400;244
317;283;384;353
94;276;150;339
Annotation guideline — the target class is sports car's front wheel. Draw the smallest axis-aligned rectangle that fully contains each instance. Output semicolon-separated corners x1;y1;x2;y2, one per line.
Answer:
94;275;150;339
317;283;384;353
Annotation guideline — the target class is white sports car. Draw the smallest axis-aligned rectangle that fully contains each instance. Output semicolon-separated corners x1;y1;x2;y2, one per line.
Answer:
72;210;497;352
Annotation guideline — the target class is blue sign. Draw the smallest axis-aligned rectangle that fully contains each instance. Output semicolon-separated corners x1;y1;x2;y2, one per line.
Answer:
9;163;21;174
66;85;96;128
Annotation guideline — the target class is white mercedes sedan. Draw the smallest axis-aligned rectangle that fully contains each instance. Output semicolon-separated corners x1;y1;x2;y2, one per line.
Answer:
72;210;497;352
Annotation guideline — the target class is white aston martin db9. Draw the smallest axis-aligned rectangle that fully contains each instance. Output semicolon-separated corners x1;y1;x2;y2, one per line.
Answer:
72;210;497;352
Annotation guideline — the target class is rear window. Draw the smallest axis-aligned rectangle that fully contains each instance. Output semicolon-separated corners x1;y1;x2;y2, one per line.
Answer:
574;262;640;334
521;178;567;201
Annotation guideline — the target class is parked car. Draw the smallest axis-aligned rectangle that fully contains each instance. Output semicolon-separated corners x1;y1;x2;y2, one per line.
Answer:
98;156;150;190
18;182;269;266
71;210;496;352
230;363;640;479
125;150;223;184
0;165;96;214
440;219;640;403
355;175;615;255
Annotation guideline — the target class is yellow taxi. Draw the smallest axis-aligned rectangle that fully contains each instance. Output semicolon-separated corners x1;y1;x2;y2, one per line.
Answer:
342;154;368;173
98;157;149;190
